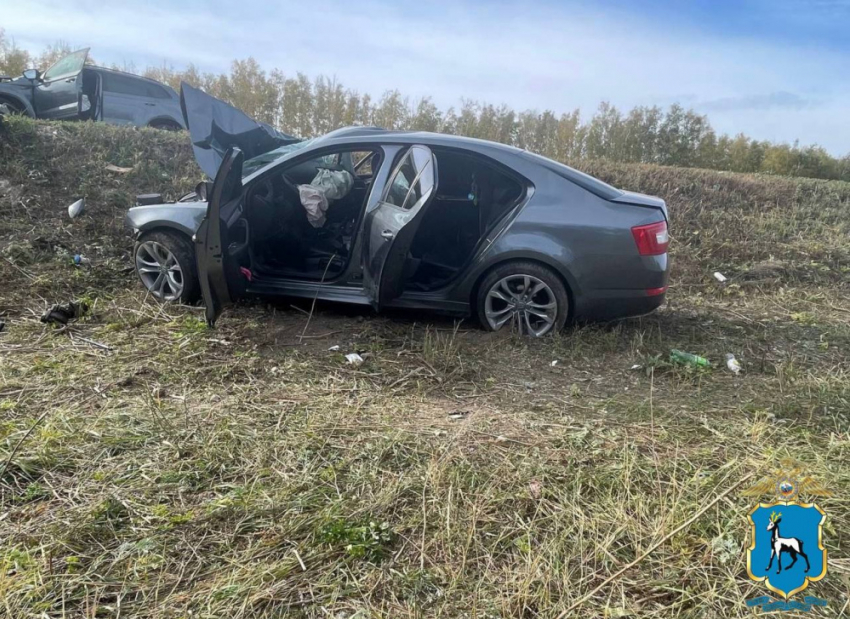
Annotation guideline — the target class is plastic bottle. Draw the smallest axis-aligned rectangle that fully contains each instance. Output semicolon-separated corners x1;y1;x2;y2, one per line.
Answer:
670;349;711;367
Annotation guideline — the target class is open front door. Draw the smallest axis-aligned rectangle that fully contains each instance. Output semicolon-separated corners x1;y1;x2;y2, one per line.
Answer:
195;147;249;326
363;145;438;308
32;48;88;120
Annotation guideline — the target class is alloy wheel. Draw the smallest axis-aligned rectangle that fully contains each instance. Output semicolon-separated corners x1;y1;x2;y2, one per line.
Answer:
484;274;558;337
135;241;184;301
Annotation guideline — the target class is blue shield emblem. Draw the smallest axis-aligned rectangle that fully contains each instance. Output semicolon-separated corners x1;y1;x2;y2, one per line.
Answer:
748;502;827;599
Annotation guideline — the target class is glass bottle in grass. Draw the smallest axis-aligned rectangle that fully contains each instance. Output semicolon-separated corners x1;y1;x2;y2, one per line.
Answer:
670;349;711;367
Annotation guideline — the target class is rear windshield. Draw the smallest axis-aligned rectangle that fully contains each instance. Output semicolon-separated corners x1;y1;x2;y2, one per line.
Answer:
519;151;623;200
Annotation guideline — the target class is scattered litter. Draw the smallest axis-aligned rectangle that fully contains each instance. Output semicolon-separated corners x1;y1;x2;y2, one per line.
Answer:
328;345;340;351
73;254;91;266
345;353;364;365
40;300;89;326
105;163;134;174
495;435;508;443
713;271;727;283
725;353;742;375
550;360;559;367
448;410;469;420
670;349;711;368
67;198;85;219
630;364;642;370
528;479;543;499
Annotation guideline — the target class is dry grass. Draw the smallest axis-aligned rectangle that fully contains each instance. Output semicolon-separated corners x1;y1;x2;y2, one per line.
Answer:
0;117;848;618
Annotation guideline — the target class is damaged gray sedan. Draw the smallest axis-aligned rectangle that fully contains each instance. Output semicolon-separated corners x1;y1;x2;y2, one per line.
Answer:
126;84;670;336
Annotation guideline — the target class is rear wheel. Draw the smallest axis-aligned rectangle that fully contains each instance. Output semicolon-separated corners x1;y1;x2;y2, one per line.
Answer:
476;262;569;337
134;230;200;303
149;119;182;131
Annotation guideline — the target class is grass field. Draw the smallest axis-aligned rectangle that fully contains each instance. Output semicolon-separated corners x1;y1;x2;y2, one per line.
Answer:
1;116;848;618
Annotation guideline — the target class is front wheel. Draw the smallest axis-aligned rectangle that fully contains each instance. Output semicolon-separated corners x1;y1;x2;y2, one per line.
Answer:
133;230;200;303
476;262;569;337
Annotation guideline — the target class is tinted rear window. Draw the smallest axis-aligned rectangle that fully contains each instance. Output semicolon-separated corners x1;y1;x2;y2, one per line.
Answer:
519;151;623;200
102;72;171;99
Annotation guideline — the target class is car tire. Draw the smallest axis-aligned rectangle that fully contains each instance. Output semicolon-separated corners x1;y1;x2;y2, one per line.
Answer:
476;261;569;337
149;120;182;131
133;230;200;304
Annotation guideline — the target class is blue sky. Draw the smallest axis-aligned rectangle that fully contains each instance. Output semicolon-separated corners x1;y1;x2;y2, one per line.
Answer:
2;0;848;155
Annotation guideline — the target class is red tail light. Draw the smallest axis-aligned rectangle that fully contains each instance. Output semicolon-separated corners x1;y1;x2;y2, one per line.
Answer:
631;221;669;256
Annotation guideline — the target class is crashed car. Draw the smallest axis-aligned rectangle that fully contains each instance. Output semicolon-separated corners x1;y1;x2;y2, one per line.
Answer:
0;48;184;130
126;84;669;336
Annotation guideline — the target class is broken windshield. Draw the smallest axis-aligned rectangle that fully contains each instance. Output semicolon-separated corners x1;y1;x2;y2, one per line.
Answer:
241;138;316;177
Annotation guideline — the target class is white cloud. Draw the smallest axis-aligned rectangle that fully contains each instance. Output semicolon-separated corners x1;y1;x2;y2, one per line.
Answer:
2;0;848;154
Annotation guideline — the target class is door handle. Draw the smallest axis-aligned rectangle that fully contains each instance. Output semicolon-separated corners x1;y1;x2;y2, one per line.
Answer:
65;78;75;83
381;230;394;241
144;102;156;106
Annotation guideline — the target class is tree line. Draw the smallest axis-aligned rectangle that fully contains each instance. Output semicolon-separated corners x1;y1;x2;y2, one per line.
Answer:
3;31;848;182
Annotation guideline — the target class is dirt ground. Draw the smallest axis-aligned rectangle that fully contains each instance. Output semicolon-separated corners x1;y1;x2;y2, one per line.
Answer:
0;117;848;617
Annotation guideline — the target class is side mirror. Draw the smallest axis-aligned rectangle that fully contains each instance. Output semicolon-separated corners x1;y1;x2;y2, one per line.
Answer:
195;180;213;201
22;69;39;81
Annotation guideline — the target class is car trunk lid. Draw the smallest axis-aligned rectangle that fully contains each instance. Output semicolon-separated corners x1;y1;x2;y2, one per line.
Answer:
611;190;668;220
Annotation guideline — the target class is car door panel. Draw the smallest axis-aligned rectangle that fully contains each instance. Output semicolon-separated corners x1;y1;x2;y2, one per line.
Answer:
362;145;438;308
32;48;88;119
195;147;248;326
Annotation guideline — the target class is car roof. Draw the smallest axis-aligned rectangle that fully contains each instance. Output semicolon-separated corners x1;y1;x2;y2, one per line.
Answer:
308;126;623;200
89;65;177;93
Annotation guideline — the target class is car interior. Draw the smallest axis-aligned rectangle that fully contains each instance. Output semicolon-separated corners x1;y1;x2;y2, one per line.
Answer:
403;149;524;291
246;149;381;281
80;69;101;120
243;146;525;292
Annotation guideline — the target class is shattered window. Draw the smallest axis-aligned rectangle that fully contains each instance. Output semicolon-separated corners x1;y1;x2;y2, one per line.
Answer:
384;153;415;207
384;146;435;210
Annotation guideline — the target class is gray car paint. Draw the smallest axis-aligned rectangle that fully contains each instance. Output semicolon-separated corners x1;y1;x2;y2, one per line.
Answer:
126;127;669;321
0;62;184;129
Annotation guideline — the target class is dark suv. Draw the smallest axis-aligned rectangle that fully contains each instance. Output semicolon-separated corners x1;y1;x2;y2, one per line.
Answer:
0;48;185;130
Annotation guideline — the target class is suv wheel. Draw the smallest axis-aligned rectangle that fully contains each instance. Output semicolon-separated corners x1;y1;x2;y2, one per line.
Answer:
476;262;569;337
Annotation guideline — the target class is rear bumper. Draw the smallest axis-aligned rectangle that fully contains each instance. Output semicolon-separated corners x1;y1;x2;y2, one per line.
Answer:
574;288;666;321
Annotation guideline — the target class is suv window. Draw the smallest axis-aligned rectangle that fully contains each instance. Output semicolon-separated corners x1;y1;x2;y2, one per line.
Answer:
43;49;88;81
384;146;434;210
102;72;170;99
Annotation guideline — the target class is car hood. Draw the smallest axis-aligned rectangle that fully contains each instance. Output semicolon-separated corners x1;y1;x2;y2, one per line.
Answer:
0;77;33;93
180;81;299;179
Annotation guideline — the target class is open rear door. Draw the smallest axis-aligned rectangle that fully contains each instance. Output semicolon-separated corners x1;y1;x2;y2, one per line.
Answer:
363;145;438;308
32;48;88;120
195;147;249;326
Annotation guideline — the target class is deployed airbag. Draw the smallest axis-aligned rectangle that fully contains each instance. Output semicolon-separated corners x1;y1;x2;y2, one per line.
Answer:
298;168;354;227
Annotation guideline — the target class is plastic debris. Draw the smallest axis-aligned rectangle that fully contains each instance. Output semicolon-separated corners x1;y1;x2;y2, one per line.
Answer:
713;271;727;283
328;345;340;351
67;198;85;219
105;163;134;174
73;254;91;266
40;300;89;326
550;360;559;367
448;410;469;420
725;353;742;375
630;364;642;370
345;353;364;365
670;349;711;368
